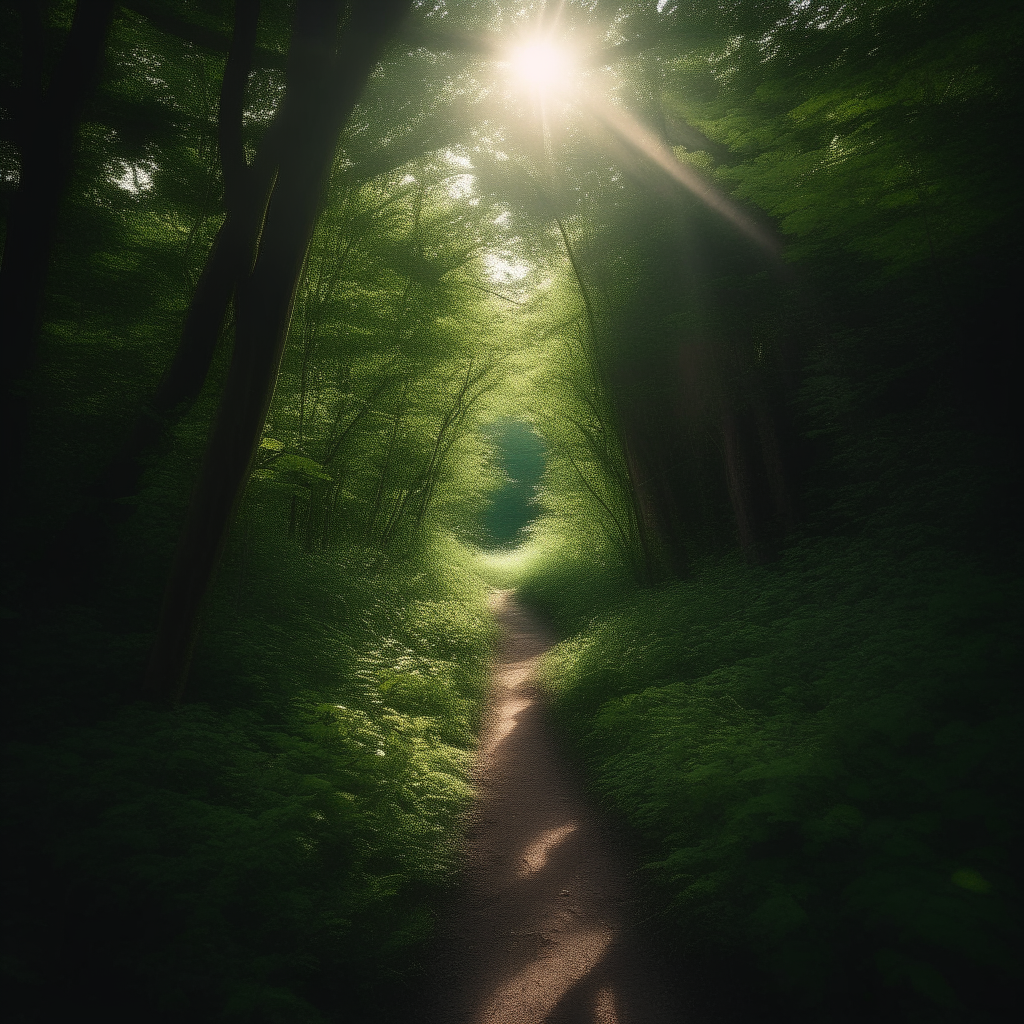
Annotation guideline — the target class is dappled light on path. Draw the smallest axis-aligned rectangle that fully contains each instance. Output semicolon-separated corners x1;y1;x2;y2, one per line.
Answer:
480;925;615;1024
518;822;580;878
423;591;679;1024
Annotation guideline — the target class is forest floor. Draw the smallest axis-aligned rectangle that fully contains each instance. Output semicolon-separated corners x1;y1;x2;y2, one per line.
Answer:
421;590;682;1024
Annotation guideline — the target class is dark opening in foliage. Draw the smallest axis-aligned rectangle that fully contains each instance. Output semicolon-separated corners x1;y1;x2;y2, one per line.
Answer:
480;418;547;546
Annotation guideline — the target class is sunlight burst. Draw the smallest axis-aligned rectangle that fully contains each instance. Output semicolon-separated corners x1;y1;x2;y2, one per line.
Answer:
507;38;576;97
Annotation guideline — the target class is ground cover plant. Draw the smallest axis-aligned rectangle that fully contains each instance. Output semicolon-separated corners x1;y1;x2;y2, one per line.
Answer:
521;538;1020;1022
5;507;496;1023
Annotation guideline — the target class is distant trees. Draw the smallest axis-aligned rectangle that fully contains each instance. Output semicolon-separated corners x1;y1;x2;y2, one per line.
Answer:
251;156;513;558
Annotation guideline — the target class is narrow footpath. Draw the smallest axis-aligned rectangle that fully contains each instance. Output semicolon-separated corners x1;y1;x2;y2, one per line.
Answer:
423;590;681;1024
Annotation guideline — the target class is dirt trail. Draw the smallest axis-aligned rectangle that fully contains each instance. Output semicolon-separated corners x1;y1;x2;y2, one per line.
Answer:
422;590;681;1024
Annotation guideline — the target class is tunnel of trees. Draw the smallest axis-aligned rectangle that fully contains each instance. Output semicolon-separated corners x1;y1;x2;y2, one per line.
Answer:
1;0;1020;1021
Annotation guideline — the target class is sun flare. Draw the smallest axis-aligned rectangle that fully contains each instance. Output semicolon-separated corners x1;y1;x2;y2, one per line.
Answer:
507;38;576;96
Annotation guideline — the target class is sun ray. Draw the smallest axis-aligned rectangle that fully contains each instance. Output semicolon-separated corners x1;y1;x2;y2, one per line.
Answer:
500;24;778;257
582;96;782;256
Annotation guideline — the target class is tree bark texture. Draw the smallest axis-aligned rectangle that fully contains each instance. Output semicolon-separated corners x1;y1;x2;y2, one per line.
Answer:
143;0;413;702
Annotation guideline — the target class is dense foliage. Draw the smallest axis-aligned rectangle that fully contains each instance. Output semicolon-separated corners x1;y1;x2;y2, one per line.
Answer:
7;537;494;1021
2;0;1020;1021
524;544;1019;1021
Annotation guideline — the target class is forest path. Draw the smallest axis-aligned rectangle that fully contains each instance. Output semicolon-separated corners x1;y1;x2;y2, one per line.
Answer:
421;590;681;1024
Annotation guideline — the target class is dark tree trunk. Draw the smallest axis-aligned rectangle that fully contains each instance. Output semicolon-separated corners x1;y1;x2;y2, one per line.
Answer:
619;436;659;584
143;0;412;702
97;0;269;509
0;0;116;400
35;1;269;607
753;392;794;532
721;409;757;555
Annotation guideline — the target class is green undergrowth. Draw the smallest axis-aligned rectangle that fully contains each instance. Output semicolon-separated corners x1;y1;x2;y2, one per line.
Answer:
518;537;1021;1022
4;529;495;1024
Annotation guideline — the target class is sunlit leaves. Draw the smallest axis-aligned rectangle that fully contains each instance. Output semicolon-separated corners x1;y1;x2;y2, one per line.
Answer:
664;0;1024;275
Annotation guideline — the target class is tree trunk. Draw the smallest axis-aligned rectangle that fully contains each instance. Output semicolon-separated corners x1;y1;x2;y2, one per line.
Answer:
556;217;658;584
143;0;412;702
753;392;794;532
721;409;757;555
35;1;268;607
1;0;116;404
97;0;269;508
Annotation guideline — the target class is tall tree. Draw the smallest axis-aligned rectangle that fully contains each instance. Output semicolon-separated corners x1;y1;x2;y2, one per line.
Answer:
143;0;412;702
92;0;272;520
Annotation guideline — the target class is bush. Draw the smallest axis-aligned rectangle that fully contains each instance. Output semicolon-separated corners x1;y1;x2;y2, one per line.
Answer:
4;531;495;1023
528;539;1021;1022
